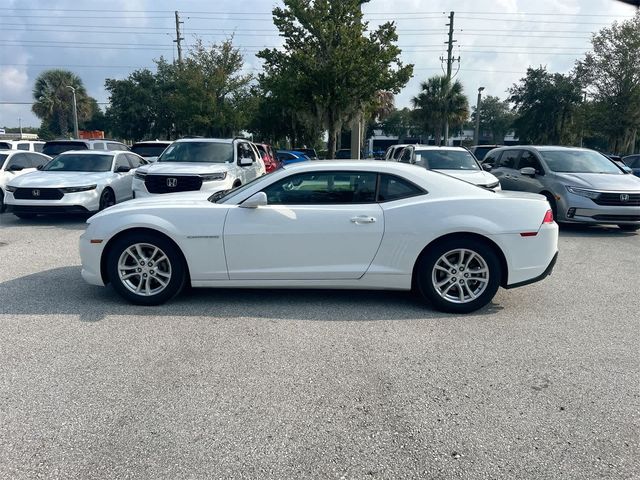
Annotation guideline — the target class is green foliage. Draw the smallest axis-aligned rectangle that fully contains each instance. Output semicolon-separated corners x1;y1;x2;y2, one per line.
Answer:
258;0;413;158
577;13;640;153
508;67;583;145
470;95;514;144
31;69;97;137
105;39;253;141
411;76;469;146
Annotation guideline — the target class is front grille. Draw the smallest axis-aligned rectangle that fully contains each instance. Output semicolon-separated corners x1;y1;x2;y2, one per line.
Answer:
144;175;203;194
13;188;64;200
593;192;640;206
592;214;640;222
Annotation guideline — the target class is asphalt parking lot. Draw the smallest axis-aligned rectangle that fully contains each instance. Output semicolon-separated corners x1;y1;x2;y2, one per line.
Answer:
0;213;638;479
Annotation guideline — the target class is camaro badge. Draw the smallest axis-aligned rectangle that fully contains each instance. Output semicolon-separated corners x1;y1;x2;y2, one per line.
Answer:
166;178;178;188
32;189;40;197
620;193;629;202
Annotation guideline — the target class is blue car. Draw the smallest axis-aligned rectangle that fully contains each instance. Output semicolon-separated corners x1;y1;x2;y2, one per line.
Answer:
622;155;640;177
276;150;310;165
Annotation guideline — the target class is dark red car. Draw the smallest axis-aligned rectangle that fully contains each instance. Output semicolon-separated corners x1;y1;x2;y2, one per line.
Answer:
254;143;282;173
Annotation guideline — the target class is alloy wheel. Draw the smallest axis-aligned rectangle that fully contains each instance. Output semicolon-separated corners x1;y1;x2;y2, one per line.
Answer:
117;243;172;296
431;248;490;304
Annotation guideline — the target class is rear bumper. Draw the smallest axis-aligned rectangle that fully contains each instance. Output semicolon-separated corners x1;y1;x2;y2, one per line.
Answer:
505;251;558;289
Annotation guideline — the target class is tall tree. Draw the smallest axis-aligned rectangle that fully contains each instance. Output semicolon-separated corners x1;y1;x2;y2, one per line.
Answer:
508;67;583;145
577;13;640;153
32;69;95;137
258;0;413;158
411;76;469;146
470;95;514;144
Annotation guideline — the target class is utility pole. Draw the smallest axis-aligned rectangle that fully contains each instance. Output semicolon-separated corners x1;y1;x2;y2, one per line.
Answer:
442;11;458;146
473;87;485;145
66;86;79;139
174;10;184;64
350;3;364;159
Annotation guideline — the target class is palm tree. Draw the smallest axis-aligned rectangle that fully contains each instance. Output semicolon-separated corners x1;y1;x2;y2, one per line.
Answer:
411;76;469;145
32;70;93;136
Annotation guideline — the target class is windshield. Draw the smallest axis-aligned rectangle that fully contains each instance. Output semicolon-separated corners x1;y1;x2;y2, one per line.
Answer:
43;153;113;172
417;150;480;171
42;142;88;156
158;141;233;163
540;150;623;174
473;147;494;161
131;144;170;158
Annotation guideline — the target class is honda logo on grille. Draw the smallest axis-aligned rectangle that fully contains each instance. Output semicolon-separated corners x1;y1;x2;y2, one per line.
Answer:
32;189;40;197
166;178;178;188
620;193;630;202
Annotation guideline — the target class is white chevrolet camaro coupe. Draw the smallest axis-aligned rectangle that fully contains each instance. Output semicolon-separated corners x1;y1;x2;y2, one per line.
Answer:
80;161;559;313
5;150;146;218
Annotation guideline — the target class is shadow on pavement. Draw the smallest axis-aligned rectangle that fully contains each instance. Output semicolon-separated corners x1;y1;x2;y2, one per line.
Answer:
0;212;90;231
0;266;504;323
558;223;638;238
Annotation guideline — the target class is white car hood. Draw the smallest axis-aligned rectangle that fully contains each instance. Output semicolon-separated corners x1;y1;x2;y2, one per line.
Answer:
7;170;111;188
139;162;231;175
434;169;498;186
89;191;214;221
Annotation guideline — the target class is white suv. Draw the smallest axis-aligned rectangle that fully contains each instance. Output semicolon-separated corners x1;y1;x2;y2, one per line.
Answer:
132;138;266;197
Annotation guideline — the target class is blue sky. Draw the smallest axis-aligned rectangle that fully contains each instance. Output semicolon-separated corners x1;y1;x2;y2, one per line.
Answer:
0;0;636;128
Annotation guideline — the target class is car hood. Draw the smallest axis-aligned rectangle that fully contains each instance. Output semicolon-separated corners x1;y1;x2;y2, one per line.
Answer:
139;162;231;175
434;169;498;186
494;190;547;201
90;191;214;218
555;172;640;191
7;171;111;187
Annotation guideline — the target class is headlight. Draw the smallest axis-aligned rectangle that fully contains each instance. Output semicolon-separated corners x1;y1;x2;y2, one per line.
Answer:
5;185;17;192
134;171;147;180
566;186;600;199
60;185;97;193
200;172;227;182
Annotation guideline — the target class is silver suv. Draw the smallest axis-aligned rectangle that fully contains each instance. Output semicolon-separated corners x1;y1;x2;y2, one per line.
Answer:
483;146;640;231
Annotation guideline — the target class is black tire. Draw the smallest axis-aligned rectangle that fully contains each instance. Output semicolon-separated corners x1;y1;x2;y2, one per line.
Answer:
0;189;5;214
415;237;501;314
106;232;187;306
14;212;36;219
618;224;640;232
99;188;116;211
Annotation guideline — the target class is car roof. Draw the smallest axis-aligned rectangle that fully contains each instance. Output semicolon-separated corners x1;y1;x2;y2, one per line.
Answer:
57;150;117;156
132;140;172;145
412;145;468;152
174;138;238;144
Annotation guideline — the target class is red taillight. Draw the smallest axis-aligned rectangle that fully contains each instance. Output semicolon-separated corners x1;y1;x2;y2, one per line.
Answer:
542;209;554;224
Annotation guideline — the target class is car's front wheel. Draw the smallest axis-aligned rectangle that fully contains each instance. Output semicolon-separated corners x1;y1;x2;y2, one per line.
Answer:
416;238;501;313
618;224;640;232
106;232;186;305
99;188;116;211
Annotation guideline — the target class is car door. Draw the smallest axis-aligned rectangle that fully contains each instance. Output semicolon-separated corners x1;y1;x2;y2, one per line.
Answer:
514;150;546;193
490;149;522;191
111;153;134;201
223;170;384;280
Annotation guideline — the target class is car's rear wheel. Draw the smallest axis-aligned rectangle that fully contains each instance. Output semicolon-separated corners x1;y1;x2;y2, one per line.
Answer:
416;238;501;313
106;233;186;305
618;224;640;232
99;188;116;211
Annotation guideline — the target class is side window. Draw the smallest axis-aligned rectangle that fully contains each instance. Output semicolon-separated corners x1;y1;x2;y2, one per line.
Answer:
17;143;29;151
483;151;500;167
6;153;30;170
262;171;377;205
238;143;256;162
377;174;425;202
497;150;520;169
114;154;130;171
399;148;412;164
106;143;120;151
518;151;544;174
126;153;144;168
27;153;49;168
92;142;106;150
34;143;44;153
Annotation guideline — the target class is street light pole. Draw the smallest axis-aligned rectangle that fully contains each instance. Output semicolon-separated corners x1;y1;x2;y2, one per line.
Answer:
67;86;79;139
473;87;485;145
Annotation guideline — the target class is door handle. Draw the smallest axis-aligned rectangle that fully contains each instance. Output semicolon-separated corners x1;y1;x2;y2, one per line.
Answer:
350;215;376;224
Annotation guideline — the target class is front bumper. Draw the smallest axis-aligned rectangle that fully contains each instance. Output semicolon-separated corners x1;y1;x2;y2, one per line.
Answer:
5;190;100;214
559;193;640;225
79;229;106;286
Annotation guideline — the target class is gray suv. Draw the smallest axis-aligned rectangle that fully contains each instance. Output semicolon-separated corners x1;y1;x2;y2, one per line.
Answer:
483;146;640;231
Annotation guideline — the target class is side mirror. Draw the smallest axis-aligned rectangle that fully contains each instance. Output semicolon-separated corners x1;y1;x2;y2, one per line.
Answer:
239;156;253;166
36;165;44;170
116;165;131;173
520;167;536;177
240;191;267;208
7;164;23;172
482;163;493;171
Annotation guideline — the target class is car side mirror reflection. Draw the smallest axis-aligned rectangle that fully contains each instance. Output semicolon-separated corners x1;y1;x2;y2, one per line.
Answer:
482;163;493;171
520;167;536;177
240;191;267;208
